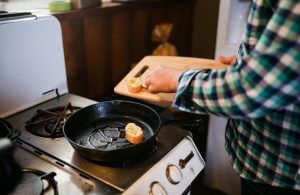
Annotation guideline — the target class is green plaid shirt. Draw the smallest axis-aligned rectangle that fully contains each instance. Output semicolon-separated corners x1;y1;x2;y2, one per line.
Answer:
173;0;300;190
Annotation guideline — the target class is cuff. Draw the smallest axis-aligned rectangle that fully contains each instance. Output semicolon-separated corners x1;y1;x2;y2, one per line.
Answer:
172;69;211;114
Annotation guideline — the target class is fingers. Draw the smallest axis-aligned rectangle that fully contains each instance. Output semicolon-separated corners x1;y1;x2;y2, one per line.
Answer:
143;75;151;88
144;66;182;94
143;75;157;93
147;85;159;94
219;55;236;65
143;67;160;90
218;55;226;63
219;55;231;64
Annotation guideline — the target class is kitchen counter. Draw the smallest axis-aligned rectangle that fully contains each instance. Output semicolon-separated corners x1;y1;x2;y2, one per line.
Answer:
52;0;194;19
0;0;193;17
0;0;112;16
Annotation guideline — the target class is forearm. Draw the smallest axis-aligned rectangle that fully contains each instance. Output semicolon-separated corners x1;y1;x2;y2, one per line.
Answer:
173;66;259;118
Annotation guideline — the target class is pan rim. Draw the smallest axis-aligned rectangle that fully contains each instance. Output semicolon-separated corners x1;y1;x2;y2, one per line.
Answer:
63;100;161;152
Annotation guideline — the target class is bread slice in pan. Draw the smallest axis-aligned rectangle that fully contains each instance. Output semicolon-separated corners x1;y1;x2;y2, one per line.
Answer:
125;123;144;145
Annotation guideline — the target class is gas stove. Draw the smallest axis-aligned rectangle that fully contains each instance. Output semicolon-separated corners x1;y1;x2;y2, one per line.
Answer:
6;94;204;194
0;14;205;194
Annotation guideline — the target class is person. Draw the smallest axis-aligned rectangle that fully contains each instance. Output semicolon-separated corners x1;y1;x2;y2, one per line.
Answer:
144;1;300;194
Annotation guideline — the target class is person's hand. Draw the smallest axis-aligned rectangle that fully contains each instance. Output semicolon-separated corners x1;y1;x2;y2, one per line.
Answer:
144;66;184;94
218;55;236;65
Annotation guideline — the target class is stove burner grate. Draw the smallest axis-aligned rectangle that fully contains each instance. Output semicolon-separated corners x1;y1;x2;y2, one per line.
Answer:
10;168;58;195
25;103;81;138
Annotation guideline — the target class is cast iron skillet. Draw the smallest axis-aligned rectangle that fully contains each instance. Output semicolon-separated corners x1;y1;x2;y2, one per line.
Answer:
63;100;162;163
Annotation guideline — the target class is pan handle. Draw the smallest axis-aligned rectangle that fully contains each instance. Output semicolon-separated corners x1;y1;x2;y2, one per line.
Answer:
161;118;202;127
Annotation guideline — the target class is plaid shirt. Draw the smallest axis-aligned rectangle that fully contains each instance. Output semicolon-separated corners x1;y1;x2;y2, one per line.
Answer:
173;0;300;190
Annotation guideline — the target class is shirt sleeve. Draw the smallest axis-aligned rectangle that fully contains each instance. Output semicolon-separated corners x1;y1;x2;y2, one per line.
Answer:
173;1;300;119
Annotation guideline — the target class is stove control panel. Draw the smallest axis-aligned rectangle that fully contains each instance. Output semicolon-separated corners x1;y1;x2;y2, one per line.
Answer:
123;136;205;195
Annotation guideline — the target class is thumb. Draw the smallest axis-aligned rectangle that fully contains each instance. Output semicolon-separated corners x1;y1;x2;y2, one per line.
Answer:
147;85;159;94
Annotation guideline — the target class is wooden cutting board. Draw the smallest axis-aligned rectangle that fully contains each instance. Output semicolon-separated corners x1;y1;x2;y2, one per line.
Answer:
114;56;228;106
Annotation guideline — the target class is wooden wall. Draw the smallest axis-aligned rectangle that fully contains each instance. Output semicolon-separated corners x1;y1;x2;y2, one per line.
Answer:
191;0;220;59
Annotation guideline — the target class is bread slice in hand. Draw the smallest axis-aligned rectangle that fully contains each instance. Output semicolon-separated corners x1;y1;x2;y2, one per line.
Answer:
125;123;144;145
126;77;142;93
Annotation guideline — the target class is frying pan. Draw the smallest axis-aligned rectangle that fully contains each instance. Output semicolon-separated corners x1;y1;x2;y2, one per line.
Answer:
63;100;161;163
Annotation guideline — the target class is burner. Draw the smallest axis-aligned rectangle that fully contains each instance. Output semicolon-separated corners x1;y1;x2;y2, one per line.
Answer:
25;103;81;138
10;168;58;195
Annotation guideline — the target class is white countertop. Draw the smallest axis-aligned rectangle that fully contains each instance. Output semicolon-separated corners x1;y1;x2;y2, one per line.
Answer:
0;0;111;16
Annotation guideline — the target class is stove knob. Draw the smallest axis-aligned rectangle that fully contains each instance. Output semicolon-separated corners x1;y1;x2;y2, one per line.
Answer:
166;164;182;184
149;182;168;195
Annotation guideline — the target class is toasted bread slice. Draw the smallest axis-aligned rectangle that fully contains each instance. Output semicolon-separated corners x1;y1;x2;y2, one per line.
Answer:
126;77;142;93
125;123;144;145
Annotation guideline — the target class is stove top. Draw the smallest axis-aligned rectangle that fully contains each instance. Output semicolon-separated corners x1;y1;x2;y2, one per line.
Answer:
25;103;81;138
13;146;119;194
7;93;189;192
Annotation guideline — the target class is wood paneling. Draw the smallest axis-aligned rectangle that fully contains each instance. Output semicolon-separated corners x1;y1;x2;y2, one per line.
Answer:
111;12;131;85
131;9;149;63
173;3;194;56
60;19;85;95
191;0;220;59
84;16;112;99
